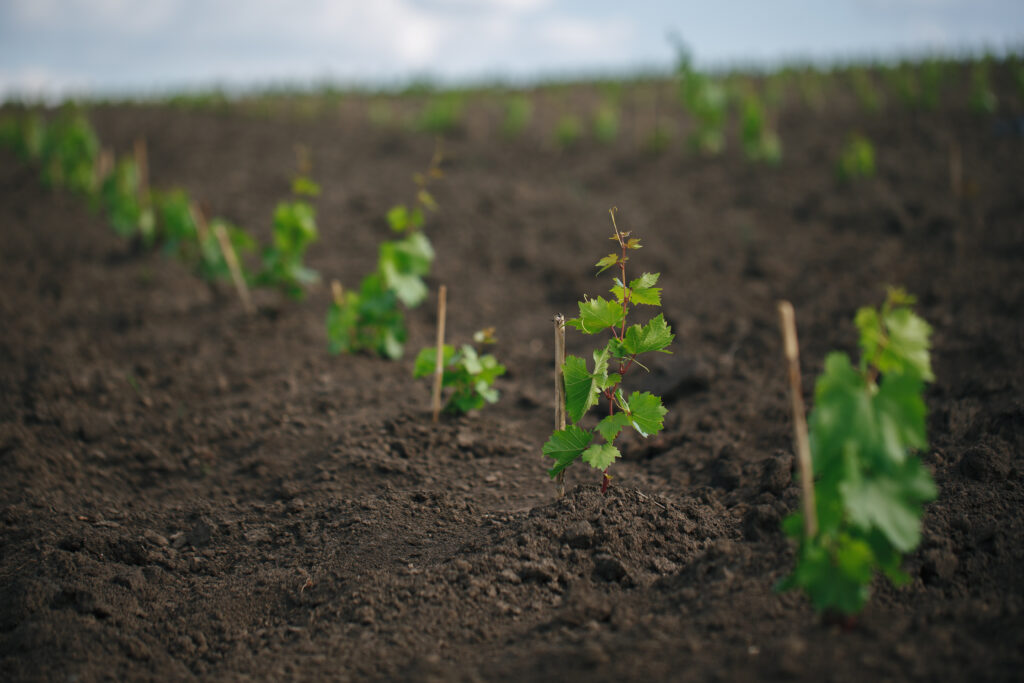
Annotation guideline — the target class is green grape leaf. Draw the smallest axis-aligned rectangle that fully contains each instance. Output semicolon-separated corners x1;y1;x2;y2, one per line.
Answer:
387;205;409;231
875;371;927;464
882;307;934;381
856;304;934;381
413;345;455;378
566;297;624;334
543;426;594;477
562;355;600;423
621;313;674;355
612;272;662;306
596;413;631;443
581;443;620;470
626;391;667;437
595;253;619;275
841;471;934;553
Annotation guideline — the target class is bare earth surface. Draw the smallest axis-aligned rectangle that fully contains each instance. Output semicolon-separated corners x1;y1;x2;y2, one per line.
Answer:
1;73;1022;681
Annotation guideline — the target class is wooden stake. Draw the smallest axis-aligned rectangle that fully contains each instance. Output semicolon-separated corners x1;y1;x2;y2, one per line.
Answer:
213;221;255;314
331;280;345;306
777;301;817;539
189;202;211;244
94;147;113;190
133;138;148;203
553;313;567;498
431;285;448;422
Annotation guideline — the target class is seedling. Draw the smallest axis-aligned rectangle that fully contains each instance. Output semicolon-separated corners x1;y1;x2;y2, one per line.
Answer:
417;94;463;135
739;92;782;164
501;95;533;139
189;203;258;285
414;327;506;415
676;49;728;154
592;102;620;145
836;134;875;182
543;209;674;492
40;108;99;197
99;157;156;241
554;114;583;149
256;153;321;299
779;288;937;616
256;200;319;298
327;147;443;359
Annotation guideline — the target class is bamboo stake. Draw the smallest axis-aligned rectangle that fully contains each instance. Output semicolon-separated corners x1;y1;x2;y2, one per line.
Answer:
777;301;817;539
133;138;148;203
431;285;448;422
189;201;210;244
213;221;255;314
553;313;567;498
94;147;113;191
331;280;345;306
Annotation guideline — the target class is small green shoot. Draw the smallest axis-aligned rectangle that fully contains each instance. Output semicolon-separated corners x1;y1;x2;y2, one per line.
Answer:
740;92;782;164
543;209;674;492
414;327;506;414
327;146;443;359
837;134;876;182
554;114;583;149
257;200;319;298
676;49;728;154
592;102;620;145
99;157;156;241
779;288;937;615
502;95;533;139
417;94;464;135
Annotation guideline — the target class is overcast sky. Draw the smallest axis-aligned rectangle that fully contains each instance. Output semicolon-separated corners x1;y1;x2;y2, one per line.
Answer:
1;0;1022;100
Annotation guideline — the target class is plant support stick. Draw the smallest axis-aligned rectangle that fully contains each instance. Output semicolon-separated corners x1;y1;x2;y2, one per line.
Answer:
553;313;567;498
213;221;255;314
778;300;817;538
431;285;447;422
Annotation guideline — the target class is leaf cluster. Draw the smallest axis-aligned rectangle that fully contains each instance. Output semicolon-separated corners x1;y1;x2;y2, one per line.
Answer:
780;288;937;615
256;199;320;299
677;60;728;155
543;212;674;481
413;331;506;414
739;93;782;164
836;133;875;182
327;149;443;359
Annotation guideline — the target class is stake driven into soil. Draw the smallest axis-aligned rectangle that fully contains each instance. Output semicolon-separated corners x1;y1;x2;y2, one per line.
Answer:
432;285;447;422
553;313;567;498
213;221;255;314
777;300;817;538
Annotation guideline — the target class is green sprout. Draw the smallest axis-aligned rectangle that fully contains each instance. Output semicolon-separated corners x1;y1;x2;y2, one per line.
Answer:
592;102;620;145
554;114;583;149
501;95;533;139
740;92;782;164
414;328;507;414
543;209;674;492
779;288;937;616
837;134;876;182
327;146;443;359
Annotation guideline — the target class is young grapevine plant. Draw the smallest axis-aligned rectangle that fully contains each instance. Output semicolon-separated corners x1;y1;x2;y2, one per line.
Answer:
413;328;507;414
780;288;937;615
256;166;321;299
326;147;443;359
543;209;674;491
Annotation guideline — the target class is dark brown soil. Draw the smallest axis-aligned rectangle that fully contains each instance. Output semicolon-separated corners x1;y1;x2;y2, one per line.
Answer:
2;72;1023;681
